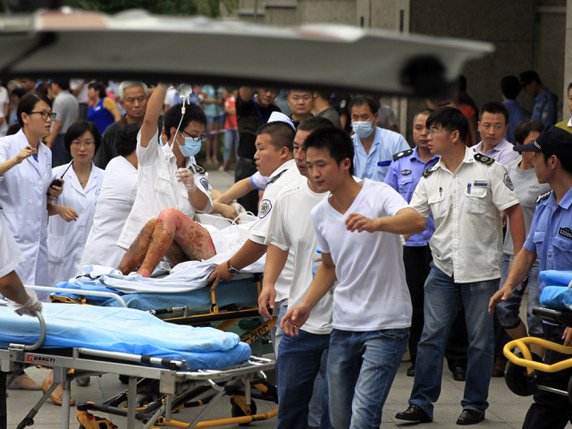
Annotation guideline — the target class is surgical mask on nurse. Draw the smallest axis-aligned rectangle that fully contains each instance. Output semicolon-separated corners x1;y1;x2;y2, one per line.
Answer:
352;120;374;138
179;136;202;158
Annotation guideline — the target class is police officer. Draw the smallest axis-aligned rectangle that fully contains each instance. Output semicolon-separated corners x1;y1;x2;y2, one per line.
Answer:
490;126;572;429
396;107;525;426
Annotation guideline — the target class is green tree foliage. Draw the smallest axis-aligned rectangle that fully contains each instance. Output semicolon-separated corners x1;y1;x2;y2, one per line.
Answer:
66;0;220;17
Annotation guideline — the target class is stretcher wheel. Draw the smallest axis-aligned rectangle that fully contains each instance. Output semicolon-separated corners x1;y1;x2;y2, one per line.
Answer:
230;398;257;425
504;352;542;396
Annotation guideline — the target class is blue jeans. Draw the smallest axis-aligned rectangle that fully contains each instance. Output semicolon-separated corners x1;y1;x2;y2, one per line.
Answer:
277;330;332;429
328;328;409;429
223;129;239;162
410;264;496;418
496;254;543;336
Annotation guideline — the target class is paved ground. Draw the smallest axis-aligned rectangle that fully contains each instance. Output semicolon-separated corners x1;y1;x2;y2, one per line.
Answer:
6;168;572;428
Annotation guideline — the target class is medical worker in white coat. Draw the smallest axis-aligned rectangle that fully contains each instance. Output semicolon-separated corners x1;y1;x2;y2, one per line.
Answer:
47;121;104;286
0;92;63;297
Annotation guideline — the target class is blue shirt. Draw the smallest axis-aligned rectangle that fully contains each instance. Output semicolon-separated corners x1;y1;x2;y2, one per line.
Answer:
352;127;410;182
384;147;439;246
524;187;572;293
503;99;528;143
531;88;557;127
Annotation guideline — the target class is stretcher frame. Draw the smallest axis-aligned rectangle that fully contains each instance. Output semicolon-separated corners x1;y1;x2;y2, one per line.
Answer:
503;306;572;402
0;289;277;429
10;281;278;428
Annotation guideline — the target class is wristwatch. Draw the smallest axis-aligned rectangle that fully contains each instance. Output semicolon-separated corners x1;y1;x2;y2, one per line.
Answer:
227;260;240;275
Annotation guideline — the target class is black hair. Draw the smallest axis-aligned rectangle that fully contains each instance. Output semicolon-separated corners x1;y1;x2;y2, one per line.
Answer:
52;79;70;91
256;122;295;152
303;127;354;175
480;101;509;124
64;120;101;156
298;116;335;132
426;107;468;143
315;90;331;101
163;103;207;140
413;108;433;123
16;92;51;127
568;82;572;93
6;123;21;136
501;76;521;100
519;70;542;86
88;82;107;99
10;87;26;99
349;96;380;116
514;119;544;145
116;124;140;157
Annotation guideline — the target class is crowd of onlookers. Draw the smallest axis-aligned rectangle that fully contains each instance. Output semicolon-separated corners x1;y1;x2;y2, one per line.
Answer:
1;70;572;427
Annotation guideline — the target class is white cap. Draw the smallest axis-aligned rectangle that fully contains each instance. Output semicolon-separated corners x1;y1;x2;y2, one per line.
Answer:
267;111;296;131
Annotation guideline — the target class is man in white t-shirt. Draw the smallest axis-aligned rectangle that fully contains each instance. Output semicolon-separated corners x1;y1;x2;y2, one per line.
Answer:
259;117;334;429
282;127;425;429
208;117;299;288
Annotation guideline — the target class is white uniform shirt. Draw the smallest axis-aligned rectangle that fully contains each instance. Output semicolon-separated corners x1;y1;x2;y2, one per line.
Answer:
267;177;332;334
250;158;300;302
81;156;138;268
312;179;412;331
410;148;519;283
47;162;104;285
117;130;213;249
0;130;53;287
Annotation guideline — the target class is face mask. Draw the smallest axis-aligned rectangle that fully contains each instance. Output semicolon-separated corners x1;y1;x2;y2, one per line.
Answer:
352;120;374;138
179;136;202;158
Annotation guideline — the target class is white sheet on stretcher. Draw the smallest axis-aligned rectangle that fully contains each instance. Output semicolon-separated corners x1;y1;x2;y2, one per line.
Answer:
79;223;265;294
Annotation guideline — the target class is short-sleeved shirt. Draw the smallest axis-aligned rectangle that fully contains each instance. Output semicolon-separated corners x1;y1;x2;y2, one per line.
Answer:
249;159;301;302
524;187;572;294
503;163;550;255
312;179;412;331
249;171;269;191
384;147;439;246
52;91;80;135
267;177;332;334
352;126;410;182
472;138;520;167
236;97;280;160
410;148;520;283
117;130;212;249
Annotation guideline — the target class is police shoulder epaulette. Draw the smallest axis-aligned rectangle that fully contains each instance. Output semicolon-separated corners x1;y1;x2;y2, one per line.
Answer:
422;162;438;178
536;191;551;205
474;153;494;166
268;169;287;185
393;148;413;161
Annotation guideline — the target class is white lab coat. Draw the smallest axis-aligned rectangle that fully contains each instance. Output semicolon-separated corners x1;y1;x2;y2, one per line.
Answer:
47;162;104;286
0;130;54;290
81;156;137;268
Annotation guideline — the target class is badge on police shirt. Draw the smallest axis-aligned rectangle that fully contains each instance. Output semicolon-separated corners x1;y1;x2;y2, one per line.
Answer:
503;173;514;191
559;227;572;240
200;177;209;190
258;199;272;218
401;169;412;176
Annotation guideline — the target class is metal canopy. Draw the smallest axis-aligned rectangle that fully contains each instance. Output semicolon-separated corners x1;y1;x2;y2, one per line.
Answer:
0;9;494;96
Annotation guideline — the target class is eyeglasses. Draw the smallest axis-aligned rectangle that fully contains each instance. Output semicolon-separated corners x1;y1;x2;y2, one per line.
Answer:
181;130;207;142
29;111;56;121
427;128;450;136
71;139;95;148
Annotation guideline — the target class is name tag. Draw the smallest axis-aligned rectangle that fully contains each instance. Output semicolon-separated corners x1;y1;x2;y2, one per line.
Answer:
377;160;391;167
473;180;488;187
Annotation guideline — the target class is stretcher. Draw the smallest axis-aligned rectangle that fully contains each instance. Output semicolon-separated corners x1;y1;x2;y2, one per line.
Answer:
503;271;572;403
0;303;276;429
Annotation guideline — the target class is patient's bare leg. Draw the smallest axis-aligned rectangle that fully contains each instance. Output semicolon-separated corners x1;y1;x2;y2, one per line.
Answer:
137;208;216;277
118;219;157;275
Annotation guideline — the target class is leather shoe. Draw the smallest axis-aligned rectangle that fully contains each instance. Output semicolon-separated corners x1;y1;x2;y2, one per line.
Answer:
395;404;432;423
456;409;484;425
452;366;466;381
406;365;415;377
